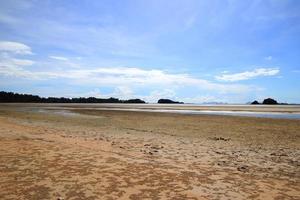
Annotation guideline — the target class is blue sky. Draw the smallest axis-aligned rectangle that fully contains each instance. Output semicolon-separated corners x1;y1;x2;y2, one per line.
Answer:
0;0;299;103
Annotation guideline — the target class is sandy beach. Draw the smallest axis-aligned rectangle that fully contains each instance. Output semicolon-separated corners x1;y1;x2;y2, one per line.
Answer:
0;104;299;199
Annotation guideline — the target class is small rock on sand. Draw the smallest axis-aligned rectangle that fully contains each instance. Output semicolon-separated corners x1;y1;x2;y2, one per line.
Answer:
237;165;249;172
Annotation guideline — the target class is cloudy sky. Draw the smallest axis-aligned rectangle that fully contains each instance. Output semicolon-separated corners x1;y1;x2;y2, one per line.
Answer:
0;0;299;103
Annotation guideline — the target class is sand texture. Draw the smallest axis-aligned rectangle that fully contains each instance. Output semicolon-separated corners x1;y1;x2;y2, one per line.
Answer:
0;104;299;200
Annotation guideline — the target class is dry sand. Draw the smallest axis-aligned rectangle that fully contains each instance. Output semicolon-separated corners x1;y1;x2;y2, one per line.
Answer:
0;104;299;200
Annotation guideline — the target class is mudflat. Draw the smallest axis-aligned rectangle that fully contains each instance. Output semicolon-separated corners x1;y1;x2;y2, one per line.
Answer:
0;104;299;199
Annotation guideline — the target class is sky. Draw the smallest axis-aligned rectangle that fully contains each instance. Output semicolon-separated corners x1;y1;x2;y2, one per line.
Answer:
0;0;299;103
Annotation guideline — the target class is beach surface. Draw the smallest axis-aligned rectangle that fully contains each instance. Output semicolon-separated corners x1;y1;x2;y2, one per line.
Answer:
0;103;299;199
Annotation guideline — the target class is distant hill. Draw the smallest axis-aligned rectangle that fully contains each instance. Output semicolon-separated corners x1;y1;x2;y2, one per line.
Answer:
0;91;146;104
250;100;260;105
251;98;280;105
157;99;184;104
262;98;278;105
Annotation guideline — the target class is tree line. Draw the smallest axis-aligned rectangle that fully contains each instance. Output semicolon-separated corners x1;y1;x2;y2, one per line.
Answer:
0;91;146;103
2;91;285;105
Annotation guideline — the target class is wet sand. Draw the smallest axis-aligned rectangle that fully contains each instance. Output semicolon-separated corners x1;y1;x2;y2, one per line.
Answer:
0;104;299;199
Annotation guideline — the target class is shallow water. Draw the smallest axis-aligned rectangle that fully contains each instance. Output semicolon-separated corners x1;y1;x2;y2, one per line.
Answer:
73;107;300;119
36;108;101;118
164;109;300;119
14;104;300;119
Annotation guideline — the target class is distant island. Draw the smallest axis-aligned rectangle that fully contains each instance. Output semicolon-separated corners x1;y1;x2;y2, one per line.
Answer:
157;99;184;104
251;98;284;105
0;91;146;104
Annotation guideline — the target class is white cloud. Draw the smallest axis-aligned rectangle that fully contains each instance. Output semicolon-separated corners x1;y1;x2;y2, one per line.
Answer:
65;67;252;94
111;86;134;98
0;52;35;78
0;64;254;94
180;95;219;103
215;68;280;82
49;56;69;61
0;43;259;103
0;41;32;55
0;64;57;79
0;41;35;78
0;56;34;66
144;89;176;102
0;42;255;96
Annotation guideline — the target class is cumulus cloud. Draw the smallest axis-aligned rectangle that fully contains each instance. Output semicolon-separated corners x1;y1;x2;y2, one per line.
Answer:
0;65;254;94
0;41;32;54
215;68;280;82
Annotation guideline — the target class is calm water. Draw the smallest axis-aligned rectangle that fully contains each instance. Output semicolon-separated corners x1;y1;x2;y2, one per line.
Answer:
86;108;300;119
14;103;300;120
159;109;300;119
38;107;300;119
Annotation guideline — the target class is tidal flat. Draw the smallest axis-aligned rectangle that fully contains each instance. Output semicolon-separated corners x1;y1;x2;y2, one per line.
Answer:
0;103;299;199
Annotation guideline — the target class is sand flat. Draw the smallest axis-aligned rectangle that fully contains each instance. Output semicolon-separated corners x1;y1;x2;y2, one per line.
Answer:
2;103;300;112
0;104;299;199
